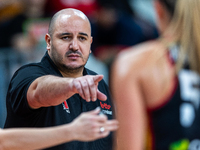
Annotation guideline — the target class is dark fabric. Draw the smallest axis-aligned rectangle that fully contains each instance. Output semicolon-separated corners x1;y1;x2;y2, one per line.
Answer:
4;51;114;150
148;50;200;150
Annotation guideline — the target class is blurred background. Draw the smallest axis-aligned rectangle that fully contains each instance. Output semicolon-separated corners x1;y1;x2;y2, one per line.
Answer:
0;0;158;128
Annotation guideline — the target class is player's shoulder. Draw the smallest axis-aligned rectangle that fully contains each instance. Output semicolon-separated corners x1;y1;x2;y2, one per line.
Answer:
117;40;165;63
113;40;165;77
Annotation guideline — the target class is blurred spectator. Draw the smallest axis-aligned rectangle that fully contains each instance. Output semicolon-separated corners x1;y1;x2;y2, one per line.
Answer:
90;0;158;68
97;0;134;16
0;0;23;23
130;0;156;25
0;0;49;128
44;0;99;19
0;0;49;52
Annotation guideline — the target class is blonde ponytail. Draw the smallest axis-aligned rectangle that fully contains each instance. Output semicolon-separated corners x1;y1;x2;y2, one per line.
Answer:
163;0;200;74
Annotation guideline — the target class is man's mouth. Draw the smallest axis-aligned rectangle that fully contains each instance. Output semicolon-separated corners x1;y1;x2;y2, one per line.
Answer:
67;54;80;59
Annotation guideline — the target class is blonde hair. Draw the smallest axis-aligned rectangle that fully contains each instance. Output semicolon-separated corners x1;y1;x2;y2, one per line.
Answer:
163;0;200;74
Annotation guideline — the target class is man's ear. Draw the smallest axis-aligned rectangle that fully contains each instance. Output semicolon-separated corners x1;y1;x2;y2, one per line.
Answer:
90;37;93;53
90;36;93;44
45;34;51;51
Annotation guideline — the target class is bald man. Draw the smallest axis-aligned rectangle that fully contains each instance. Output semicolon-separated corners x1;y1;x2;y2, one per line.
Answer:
4;8;118;150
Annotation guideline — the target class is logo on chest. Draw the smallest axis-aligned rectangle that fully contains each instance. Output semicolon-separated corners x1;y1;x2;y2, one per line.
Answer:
100;102;111;109
62;100;70;113
100;102;112;115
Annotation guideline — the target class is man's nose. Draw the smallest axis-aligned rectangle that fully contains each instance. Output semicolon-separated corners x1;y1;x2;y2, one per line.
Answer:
69;39;79;50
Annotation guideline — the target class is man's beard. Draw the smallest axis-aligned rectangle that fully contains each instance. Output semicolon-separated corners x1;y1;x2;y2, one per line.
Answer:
50;45;89;74
61;63;85;74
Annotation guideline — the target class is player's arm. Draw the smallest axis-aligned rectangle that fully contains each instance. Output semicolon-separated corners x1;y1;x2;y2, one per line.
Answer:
27;75;107;109
111;52;147;150
0;108;118;150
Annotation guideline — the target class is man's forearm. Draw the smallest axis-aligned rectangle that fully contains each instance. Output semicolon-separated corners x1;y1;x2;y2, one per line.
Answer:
27;75;76;109
0;125;74;150
27;74;106;109
0;108;118;150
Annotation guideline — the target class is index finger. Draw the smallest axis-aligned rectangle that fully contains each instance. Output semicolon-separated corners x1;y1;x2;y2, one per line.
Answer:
93;75;104;84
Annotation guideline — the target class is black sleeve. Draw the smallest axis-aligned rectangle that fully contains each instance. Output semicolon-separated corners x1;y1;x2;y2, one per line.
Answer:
7;64;48;116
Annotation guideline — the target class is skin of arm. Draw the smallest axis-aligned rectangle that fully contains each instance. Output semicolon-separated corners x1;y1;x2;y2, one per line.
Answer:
0;108;118;150
27;74;107;109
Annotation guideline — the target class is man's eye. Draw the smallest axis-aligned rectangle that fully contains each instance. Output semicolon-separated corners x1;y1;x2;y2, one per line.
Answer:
62;36;70;40
79;37;86;41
